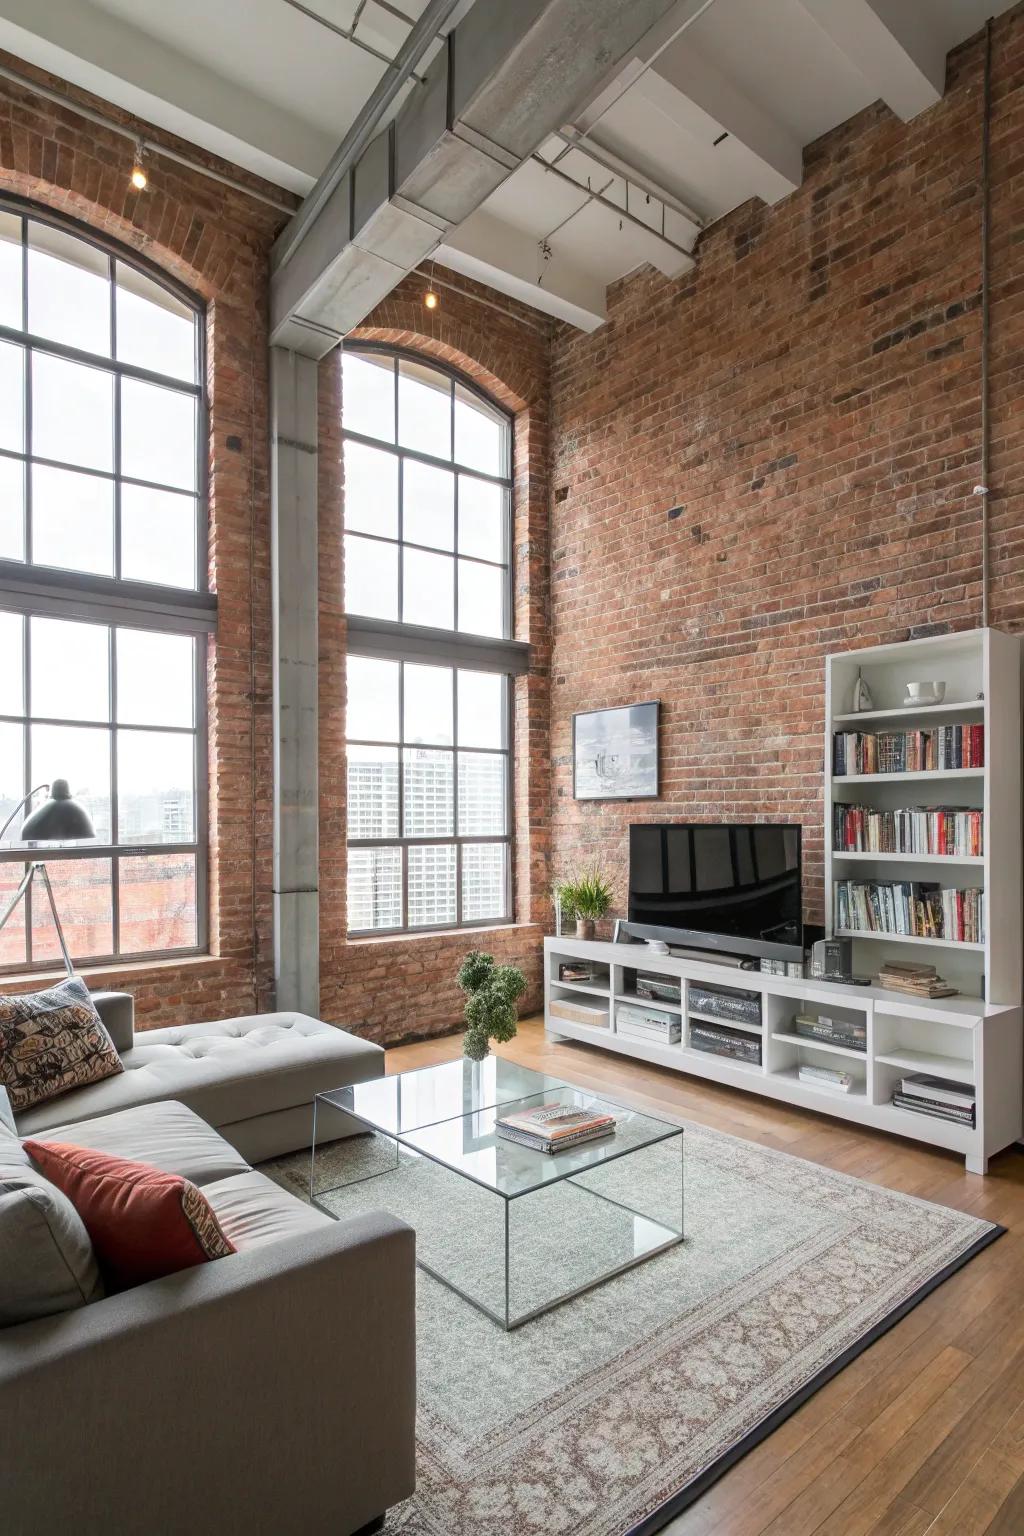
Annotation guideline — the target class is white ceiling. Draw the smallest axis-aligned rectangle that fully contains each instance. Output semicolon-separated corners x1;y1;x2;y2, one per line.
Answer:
0;0;1014;329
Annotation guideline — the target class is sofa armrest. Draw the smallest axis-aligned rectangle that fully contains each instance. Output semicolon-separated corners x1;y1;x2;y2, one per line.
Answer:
90;990;134;1054
0;1212;416;1536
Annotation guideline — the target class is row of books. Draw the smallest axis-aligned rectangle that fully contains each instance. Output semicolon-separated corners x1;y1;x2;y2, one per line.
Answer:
833;806;983;858
833;724;984;776
876;960;958;998
495;1102;616;1155
793;1012;866;1053
833;880;984;943
892;1073;975;1128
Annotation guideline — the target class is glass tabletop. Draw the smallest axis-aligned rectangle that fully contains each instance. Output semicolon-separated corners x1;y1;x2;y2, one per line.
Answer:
317;1057;568;1136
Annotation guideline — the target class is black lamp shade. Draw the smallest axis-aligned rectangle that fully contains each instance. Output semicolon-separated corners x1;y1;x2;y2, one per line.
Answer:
21;779;96;841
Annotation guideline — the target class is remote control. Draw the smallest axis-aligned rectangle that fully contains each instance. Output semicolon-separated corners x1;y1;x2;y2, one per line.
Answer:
818;973;871;986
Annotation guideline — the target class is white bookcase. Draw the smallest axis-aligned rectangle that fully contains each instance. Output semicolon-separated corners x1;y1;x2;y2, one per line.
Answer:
544;937;1022;1173
825;627;1021;1004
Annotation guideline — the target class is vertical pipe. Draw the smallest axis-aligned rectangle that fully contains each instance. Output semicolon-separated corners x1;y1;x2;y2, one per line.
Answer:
979;19;993;628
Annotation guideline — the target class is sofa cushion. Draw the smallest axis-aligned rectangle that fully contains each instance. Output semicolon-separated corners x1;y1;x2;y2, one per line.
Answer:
25;1139;236;1293
0;1084;14;1135
0;975;123;1112
0;1129;103;1325
43;1101;250;1187
204;1170;334;1251
15;1012;383;1136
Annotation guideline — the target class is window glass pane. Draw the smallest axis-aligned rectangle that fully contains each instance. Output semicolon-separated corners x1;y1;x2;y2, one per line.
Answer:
347;744;399;838
403;748;453;836
458;752;506;835
348;845;402;931
32;353;113;472
117;730;194;843
121;378;196;491
0;860;26;966
344;439;398;538
403;546;453;629
0;341;24;454
458;559;504;638
0;612;22;716
121;485;197;589
345;534;398;621
0;211;21;330
342;351;394;443
458;474;506;563
462;842;506;922
457;670;504;749
404;459;454;552
347;656;399;741
115;262;196;383
0;456;24;562
116;629;194;728
398;358;450;458
28;222;110;357
30;723;111;841
408;842;455;927
404;662;452;746
30;616;109;723
32;857;112;964
119;851;197;952
0;719;24;827
454;382;505;476
31;464;114;577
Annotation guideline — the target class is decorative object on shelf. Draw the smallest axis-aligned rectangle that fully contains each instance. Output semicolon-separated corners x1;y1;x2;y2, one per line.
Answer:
0;778;96;977
556;868;613;942
457;950;527;1062
810;937;854;979
852;668;874;712
876;960;957;998
572;700;659;800
903;680;946;706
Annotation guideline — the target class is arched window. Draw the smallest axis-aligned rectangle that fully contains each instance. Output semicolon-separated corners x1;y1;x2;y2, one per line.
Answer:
0;201;208;970
342;346;514;935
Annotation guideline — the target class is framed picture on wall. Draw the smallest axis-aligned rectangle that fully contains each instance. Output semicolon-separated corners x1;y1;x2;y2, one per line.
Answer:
573;701;660;801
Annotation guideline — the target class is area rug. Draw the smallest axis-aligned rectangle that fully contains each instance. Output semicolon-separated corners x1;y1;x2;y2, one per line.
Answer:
262;1117;1001;1536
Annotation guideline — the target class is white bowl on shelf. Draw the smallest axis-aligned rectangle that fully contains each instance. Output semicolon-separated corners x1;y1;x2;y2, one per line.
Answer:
902;681;946;706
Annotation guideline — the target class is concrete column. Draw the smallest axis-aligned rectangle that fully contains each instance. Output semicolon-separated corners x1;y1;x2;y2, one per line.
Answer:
270;346;320;1014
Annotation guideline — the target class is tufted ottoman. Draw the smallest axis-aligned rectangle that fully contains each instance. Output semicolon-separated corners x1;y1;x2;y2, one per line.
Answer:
13;1002;384;1161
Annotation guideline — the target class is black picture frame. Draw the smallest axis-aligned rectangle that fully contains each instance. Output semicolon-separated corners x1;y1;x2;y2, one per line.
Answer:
572;701;660;801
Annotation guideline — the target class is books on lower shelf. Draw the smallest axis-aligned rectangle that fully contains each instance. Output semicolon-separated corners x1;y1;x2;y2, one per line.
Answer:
876;960;958;998
798;1064;855;1093
834;880;984;943
616;1003;681;1045
833;806;983;857
495;1102;616;1154
635;972;682;1005
549;997;610;1029
793;1012;866;1052
557;962;605;984
689;1020;762;1066
892;1074;976;1128
833;724;984;775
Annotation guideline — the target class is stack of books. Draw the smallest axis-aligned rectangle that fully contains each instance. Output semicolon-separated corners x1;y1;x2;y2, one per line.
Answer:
495;1102;616;1154
793;1012;866;1052
833;879;984;942
833;805;983;857
798;1063;855;1093
616;1002;681;1045
689;1020;762;1066
635;972;682;1005
558;961;603;984
877;960;958;998
833;724;984;776
892;1074;975;1127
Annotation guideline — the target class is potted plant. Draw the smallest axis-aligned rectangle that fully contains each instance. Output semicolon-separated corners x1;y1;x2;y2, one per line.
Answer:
457;950;528;1062
559;868;613;942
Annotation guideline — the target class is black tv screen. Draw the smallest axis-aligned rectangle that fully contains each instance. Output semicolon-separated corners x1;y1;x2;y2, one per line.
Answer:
628;823;803;960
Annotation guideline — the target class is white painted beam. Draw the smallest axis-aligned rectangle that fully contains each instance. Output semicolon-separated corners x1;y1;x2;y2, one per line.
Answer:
437;211;608;331
798;0;945;121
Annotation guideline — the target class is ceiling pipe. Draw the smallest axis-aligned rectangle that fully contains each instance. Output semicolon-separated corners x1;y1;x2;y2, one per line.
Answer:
977;17;992;629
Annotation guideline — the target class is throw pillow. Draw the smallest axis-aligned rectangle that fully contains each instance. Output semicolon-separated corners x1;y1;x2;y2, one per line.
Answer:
0;976;123;1112
23;1139;235;1293
0;1131;104;1325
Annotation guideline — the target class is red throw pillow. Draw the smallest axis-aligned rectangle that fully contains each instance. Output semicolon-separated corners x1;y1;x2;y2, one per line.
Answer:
24;1139;235;1293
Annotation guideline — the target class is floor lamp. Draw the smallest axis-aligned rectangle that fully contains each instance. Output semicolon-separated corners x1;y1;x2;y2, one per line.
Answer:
0;778;96;977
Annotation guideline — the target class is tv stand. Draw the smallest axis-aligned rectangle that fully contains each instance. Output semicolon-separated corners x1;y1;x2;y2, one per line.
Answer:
545;936;1022;1174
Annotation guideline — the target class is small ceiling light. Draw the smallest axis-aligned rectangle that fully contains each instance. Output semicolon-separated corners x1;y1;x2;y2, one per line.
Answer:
423;261;439;310
130;143;147;191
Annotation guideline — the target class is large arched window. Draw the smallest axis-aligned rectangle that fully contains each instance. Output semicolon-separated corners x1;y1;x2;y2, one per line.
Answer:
342;346;514;935
0;201;209;970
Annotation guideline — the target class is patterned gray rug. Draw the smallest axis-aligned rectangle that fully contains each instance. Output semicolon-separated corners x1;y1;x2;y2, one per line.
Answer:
262;1118;1000;1536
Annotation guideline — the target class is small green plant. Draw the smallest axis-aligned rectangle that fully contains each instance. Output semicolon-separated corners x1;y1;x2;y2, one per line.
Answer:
565;868;613;921
457;950;528;1061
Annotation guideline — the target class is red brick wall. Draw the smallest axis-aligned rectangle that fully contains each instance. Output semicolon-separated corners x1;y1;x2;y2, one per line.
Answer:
547;15;1024;931
0;53;293;1025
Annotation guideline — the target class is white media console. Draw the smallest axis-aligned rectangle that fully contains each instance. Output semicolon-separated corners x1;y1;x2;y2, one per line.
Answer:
544;936;1022;1173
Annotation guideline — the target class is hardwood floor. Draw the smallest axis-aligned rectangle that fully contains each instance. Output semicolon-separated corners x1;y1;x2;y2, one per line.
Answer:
386;1014;1024;1536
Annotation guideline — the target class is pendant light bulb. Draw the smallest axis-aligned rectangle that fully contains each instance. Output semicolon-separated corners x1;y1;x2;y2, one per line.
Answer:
424;286;439;311
130;143;147;191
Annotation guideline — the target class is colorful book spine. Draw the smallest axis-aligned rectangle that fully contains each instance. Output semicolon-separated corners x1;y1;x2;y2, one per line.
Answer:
833;724;984;776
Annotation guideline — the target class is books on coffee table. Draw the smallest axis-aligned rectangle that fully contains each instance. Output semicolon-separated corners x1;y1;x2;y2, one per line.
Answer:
495;1102;616;1154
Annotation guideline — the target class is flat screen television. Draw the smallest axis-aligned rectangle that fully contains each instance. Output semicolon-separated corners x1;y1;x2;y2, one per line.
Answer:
627;822;803;962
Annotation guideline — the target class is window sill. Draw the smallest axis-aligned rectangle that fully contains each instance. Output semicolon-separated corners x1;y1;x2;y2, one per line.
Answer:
0;954;223;993
347;921;541;948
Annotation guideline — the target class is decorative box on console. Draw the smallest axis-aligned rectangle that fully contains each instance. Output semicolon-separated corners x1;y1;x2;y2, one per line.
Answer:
689;1021;762;1066
635;972;683;1005
688;984;762;1028
616;1003;681;1045
549;998;609;1029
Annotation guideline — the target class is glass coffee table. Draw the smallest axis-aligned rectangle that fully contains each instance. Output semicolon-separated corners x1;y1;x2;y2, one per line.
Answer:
311;1058;684;1329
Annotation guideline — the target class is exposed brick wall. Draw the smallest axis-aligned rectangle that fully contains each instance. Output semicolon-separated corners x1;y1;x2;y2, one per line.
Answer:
547;13;1024;931
0;53;293;1025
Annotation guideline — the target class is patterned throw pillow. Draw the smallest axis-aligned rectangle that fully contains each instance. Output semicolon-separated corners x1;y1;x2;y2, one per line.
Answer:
0;976;124;1113
23;1139;236;1293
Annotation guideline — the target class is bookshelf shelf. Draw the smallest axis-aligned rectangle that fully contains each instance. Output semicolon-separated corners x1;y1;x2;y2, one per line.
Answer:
833;929;985;952
832;700;985;725
688;1009;762;1035
832;769;984;784
771;1031;867;1060
831;851;984;866
615;990;682;1015
551;979;609;998
874;1047;974;1083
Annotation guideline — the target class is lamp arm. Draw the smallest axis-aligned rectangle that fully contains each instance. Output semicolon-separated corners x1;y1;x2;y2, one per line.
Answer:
0;784;50;845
